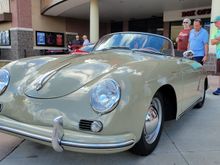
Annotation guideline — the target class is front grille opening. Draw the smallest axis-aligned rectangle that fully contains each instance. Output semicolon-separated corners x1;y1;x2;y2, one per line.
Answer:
79;120;93;131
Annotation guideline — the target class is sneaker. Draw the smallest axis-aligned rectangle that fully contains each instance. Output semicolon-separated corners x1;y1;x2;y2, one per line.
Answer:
213;88;220;95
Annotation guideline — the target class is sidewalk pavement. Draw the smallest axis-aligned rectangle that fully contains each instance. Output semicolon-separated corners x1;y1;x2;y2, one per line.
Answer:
0;76;219;165
0;133;23;161
208;75;219;91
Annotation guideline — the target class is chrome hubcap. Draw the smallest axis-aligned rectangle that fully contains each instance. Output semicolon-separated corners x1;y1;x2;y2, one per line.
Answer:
144;97;162;144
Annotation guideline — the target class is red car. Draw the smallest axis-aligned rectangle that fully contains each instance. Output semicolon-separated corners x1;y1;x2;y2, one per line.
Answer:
71;44;95;55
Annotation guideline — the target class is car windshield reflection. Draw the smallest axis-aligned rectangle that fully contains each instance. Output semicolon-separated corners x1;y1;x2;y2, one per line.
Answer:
94;32;174;56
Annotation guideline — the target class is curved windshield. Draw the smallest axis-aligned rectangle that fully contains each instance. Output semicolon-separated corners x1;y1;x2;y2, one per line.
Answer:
94;33;174;56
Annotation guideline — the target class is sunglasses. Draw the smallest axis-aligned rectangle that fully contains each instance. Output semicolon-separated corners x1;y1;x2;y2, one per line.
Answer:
183;22;188;24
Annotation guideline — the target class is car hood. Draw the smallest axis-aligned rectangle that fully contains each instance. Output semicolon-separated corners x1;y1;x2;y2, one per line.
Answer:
24;50;142;99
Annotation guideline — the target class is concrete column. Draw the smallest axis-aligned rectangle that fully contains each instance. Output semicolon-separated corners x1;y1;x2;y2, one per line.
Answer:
90;0;99;43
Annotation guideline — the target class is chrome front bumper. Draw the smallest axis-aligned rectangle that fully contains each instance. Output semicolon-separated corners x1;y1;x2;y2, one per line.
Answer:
0;116;135;153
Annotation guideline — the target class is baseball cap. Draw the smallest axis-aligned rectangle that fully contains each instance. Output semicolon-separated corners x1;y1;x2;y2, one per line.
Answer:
211;16;220;23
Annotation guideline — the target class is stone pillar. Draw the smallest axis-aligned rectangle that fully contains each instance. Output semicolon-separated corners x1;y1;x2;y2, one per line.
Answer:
205;0;220;73
10;28;34;59
90;0;99;43
2;0;33;60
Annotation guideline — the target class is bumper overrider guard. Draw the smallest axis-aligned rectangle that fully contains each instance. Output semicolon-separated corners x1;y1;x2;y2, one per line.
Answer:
0;116;135;152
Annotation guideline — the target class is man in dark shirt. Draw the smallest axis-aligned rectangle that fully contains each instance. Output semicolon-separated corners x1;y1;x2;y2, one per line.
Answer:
72;35;82;49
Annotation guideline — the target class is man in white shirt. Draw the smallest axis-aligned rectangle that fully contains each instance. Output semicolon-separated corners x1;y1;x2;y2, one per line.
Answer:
82;35;90;46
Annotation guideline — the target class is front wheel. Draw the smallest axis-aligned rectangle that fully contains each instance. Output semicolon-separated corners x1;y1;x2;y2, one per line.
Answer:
131;92;164;156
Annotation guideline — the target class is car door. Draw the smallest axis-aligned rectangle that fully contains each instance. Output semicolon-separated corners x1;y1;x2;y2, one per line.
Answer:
156;56;184;118
179;58;203;112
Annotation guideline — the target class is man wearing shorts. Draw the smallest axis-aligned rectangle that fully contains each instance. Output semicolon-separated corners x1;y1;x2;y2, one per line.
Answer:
211;16;220;95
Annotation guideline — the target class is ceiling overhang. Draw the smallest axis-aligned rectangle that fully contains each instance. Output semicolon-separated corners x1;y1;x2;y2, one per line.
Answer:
41;0;212;22
41;0;89;16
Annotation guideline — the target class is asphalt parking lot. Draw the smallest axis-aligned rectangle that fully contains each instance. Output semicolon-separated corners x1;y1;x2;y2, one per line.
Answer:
0;76;220;165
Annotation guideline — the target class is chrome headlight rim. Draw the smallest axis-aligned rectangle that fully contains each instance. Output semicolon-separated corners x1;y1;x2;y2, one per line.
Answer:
90;79;121;115
0;69;10;95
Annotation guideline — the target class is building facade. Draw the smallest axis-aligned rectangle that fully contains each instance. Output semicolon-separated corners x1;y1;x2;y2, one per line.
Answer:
0;0;219;72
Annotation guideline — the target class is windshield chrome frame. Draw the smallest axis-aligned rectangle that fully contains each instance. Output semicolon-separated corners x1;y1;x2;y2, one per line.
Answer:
93;32;175;57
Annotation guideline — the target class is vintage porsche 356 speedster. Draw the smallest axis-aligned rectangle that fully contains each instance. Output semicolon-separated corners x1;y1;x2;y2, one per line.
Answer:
0;32;208;156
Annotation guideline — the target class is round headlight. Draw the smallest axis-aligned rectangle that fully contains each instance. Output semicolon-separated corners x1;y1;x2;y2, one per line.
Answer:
90;79;120;114
0;69;10;95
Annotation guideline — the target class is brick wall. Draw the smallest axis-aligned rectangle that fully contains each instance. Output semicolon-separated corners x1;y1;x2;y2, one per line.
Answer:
11;0;32;28
204;53;217;74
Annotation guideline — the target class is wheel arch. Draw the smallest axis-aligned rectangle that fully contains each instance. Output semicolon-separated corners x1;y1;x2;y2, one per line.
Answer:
155;84;177;121
205;77;208;91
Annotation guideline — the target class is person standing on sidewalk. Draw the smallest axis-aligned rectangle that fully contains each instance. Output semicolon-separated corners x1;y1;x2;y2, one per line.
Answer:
211;16;220;95
176;18;191;52
188;19;209;65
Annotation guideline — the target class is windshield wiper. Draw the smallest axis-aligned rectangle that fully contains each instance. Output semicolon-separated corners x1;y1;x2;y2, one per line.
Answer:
132;49;165;55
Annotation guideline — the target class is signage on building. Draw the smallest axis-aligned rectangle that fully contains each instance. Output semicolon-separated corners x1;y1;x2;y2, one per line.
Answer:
36;31;64;47
0;30;10;46
164;6;211;22
182;8;211;17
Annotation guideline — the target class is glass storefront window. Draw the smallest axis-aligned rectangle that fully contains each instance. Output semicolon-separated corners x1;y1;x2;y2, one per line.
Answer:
170;21;182;49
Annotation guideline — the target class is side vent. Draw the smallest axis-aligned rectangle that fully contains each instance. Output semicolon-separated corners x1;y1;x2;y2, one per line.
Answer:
79;120;93;131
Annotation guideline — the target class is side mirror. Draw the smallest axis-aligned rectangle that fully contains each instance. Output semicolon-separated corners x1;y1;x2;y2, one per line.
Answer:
183;50;194;59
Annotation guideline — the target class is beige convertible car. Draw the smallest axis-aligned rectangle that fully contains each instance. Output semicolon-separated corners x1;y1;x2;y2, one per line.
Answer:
0;32;207;156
